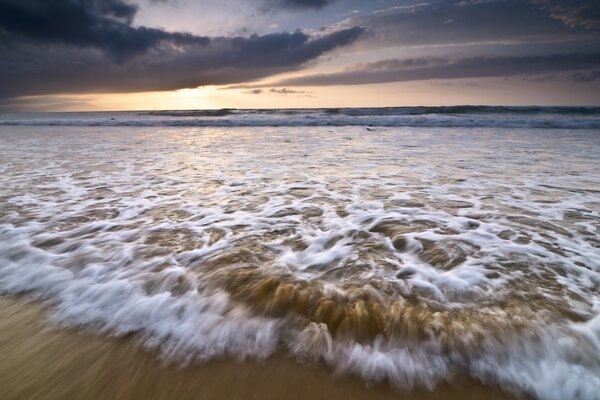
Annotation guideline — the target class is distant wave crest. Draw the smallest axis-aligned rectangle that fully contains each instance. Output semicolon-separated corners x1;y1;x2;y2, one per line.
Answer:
1;106;599;128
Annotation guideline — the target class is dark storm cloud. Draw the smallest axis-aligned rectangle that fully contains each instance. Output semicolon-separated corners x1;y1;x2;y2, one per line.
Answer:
0;0;364;97
0;26;364;97
267;53;600;86
336;0;599;48
0;0;207;59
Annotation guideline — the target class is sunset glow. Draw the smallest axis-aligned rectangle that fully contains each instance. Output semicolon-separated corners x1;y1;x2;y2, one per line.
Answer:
1;0;599;111
1;3;600;400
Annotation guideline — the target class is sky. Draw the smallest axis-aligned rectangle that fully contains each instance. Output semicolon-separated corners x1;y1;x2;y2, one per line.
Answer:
0;0;599;111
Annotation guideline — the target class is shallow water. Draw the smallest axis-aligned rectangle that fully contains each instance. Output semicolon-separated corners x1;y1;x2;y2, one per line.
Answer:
1;125;599;399
0;297;520;400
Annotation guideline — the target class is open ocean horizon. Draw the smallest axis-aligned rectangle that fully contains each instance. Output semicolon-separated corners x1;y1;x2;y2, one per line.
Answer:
2;106;600;129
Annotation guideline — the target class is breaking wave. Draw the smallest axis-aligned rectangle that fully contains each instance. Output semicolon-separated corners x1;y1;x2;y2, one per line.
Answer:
1;106;600;128
1;125;599;399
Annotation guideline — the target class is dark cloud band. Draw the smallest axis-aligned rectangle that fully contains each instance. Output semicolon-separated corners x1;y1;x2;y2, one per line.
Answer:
0;0;364;97
266;53;600;86
0;26;364;97
0;0;210;59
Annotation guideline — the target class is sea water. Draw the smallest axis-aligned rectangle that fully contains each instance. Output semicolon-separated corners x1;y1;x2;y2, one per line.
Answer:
1;107;599;400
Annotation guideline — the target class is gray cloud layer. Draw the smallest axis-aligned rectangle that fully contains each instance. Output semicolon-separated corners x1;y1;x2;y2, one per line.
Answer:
0;0;363;97
267;53;600;86
335;0;599;48
0;0;208;59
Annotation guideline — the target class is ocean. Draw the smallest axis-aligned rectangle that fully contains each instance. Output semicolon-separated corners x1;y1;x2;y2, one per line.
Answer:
2;106;600;129
1;107;599;400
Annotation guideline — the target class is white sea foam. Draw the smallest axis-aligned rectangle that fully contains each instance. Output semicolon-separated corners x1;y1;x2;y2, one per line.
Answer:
0;125;599;399
0;107;600;128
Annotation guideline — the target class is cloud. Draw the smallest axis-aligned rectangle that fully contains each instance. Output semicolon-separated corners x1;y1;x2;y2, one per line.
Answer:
0;0;361;66
245;87;311;95
0;0;364;98
333;0;598;48
265;53;600;86
535;0;600;30
0;25;364;97
571;69;600;82
2;0;597;105
0;0;207;59
261;0;337;10
269;88;309;94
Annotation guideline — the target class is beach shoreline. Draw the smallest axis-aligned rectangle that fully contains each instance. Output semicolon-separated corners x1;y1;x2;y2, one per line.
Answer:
1;124;598;399
0;296;522;400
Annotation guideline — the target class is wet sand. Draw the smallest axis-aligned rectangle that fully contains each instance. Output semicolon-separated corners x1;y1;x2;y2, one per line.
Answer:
0;296;522;400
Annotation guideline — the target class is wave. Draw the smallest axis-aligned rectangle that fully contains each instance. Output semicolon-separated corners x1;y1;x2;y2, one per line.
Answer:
145;109;235;117
143;106;600;116
1;125;600;399
1;106;599;128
